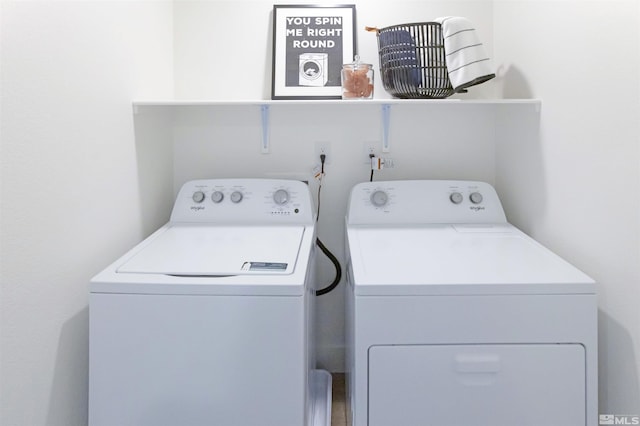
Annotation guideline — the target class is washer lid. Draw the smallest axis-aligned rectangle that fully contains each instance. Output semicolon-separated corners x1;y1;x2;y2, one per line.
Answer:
117;225;305;276
347;224;595;296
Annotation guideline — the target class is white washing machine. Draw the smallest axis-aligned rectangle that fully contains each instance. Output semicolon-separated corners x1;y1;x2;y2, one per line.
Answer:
89;179;331;426
345;180;597;426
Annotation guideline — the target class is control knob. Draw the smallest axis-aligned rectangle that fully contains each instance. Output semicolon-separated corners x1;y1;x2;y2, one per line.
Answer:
470;192;483;204
211;191;224;203
449;192;463;204
273;189;290;205
230;191;243;204
192;191;205;203
370;190;389;207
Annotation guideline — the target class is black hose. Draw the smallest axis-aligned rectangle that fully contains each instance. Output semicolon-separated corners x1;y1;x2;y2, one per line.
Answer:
315;237;342;296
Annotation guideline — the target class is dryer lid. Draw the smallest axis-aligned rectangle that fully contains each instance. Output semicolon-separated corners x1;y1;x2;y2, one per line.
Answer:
117;225;306;276
347;224;595;295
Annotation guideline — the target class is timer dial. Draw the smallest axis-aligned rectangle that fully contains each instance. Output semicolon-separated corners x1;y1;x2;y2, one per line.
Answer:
273;189;290;205
370;190;389;207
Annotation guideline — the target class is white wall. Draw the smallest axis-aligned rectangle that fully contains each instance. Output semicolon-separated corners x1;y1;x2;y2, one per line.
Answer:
1;1;639;425
493;0;640;414
0;2;174;425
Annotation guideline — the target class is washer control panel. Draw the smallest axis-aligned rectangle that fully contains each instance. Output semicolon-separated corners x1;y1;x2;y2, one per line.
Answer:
347;180;507;225
170;179;314;224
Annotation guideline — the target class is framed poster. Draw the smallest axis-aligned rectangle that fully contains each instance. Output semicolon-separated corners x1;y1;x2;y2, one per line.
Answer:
272;5;356;100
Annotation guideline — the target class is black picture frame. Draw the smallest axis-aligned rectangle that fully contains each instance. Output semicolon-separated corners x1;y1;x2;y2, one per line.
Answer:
271;4;357;100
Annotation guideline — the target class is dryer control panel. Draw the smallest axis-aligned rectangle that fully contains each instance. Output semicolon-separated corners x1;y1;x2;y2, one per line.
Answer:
170;179;314;225
347;180;507;225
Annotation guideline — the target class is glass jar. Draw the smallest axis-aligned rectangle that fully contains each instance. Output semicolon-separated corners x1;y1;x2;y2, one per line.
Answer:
341;56;374;99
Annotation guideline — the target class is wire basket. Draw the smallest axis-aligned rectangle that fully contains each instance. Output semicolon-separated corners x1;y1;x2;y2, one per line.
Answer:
368;22;456;99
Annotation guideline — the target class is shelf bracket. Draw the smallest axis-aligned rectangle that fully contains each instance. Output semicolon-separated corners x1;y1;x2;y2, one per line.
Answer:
381;104;391;153
261;104;270;154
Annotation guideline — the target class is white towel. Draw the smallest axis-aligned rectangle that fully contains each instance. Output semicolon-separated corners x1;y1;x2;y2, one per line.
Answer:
434;16;495;91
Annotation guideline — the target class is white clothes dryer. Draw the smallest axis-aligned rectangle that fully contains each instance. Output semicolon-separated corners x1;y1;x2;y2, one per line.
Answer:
89;179;330;426
345;180;597;426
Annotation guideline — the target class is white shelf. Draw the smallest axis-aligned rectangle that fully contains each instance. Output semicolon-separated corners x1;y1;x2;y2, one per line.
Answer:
132;98;541;153
132;98;541;108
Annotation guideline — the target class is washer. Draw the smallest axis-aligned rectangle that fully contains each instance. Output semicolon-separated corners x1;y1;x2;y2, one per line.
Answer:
89;179;329;426
345;180;597;426
299;53;329;87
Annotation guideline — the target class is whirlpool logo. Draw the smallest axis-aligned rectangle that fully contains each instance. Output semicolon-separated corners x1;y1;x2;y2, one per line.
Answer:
470;206;485;212
600;415;640;425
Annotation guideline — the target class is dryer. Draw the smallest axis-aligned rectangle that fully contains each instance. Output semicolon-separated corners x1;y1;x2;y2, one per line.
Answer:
89;179;329;426
345;180;597;426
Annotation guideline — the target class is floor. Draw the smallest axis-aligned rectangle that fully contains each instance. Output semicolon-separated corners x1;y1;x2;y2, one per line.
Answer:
331;374;347;426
